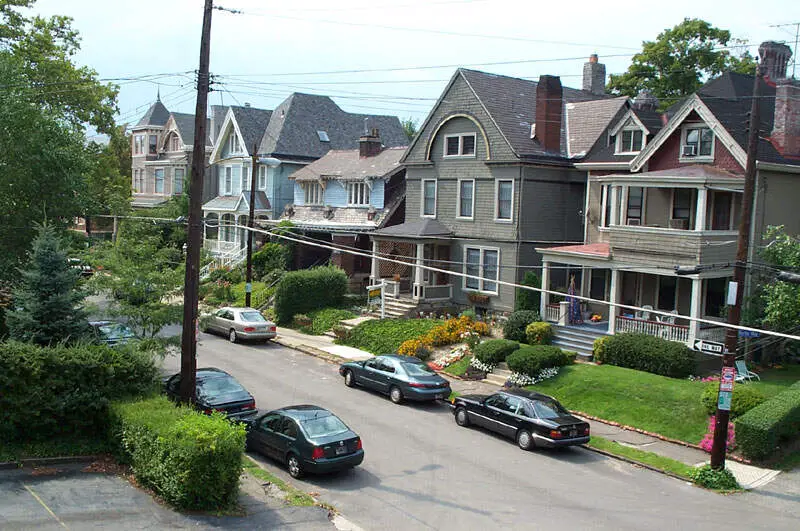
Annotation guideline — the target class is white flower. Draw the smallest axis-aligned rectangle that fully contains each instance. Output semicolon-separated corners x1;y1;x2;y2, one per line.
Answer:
470;357;495;373
506;367;560;386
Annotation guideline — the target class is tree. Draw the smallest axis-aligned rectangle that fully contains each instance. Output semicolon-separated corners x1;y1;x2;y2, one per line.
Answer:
759;226;800;332
607;18;756;108
83;126;132;235
6;224;90;344
515;271;541;312
401;117;419;142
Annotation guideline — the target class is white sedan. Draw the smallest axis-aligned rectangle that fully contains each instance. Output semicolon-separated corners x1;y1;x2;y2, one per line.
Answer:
200;306;277;343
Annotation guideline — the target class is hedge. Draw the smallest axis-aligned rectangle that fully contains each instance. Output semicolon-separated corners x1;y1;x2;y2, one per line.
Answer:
593;333;695;378
0;341;159;441
506;345;572;377
274;266;348;324
525;322;553;345
474;339;520;365
700;382;766;418
503;310;541;343
111;396;246;510
735;381;800;460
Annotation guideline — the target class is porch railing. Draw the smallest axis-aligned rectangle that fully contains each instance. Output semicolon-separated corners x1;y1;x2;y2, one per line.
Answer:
545;304;561;323
200;245;247;280
422;284;452;301
615;315;690;343
204;239;238;255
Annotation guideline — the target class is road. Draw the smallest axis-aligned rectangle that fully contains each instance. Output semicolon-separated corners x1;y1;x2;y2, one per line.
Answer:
164;333;799;531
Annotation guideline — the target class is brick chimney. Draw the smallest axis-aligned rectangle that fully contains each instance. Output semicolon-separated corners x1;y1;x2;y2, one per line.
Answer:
582;54;606;95
759;41;792;82
534;75;563;153
772;79;800;157
359;128;382;157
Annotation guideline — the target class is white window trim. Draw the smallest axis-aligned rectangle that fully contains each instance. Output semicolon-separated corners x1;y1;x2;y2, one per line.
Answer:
421;179;437;218
173;168;185;195
615;127;646;155
224;166;233;195
679;123;715;162
304;182;323;205
669;187;695;228
624;185;647;226
154;168;165;195
347;182;370;207
462;246;500;295
456;178;475;220
257;166;267;191
443;133;477;158
600;184;609;227
494;179;514;223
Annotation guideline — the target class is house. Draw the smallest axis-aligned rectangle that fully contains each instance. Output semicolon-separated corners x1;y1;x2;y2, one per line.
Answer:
282;129;407;291
201;93;407;263
369;56;623;315
537;41;800;351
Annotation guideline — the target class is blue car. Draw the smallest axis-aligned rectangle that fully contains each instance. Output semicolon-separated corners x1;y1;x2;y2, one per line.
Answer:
339;355;452;404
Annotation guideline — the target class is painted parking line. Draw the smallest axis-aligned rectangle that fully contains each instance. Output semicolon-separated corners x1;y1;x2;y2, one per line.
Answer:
23;484;69;530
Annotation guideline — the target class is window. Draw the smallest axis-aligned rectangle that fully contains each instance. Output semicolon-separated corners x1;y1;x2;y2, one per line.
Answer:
224;167;233;195
173;168;184;195
626;187;643;225
457;179;474;218
711;192;733;230
279;418;298;439
133;135;144;155
422;179;436;217
590;269;607;301
444;133;476;157
241;164;249;191
485;395;508;410
705;277;728;318
657;276;677;311
317;130;330;142
148;135;158;155
304;182;323;205
464;247;499;294
258;166;267;190
170;135;179;152
617;129;644;153
348;182;370;206
683;126;714;158
154;169;164;194
672;188;693;224
601;185;612;227
227;132;241;154
496;180;513;221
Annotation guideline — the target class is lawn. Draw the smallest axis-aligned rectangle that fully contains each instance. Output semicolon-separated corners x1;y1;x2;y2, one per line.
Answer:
443;355;472;377
302;308;356;335
339;318;443;355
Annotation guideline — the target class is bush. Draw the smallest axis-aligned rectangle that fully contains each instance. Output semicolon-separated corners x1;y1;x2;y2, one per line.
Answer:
397;339;433;361
700;383;766;418
341;319;443;355
252;243;291;279
274;266;347;324
207;266;243;284
506;345;572;377
473;339;520;365
594;333;695;378
515;271;541;312
503;310;541;343
459;309;477;320
0;341;158;441
525;321;553;345
735;382;800;460
593;336;611;361
111;396;246;510
332;325;350;341
689;464;740;491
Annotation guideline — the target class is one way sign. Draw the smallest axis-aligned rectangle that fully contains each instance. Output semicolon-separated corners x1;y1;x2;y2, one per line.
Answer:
693;339;726;355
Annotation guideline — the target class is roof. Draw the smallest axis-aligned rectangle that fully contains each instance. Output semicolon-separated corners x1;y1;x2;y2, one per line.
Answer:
371;218;452;238
170;112;212;147
566;97;629;157
290;147;406;182
131;195;169;208
203;191;271;212
136;98;170;127
241;190;271;211
628;165;742;180
202;195;241;210
230;106;273;153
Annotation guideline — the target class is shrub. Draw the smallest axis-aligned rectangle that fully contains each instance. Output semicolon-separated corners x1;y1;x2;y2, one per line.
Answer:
292;314;312;329
514;271;541;312
735;382;800;460
503;310;541;343
207;266;243;284
459;309;477;320
341;319;443;355
592;336;611;362
700;383;766;418
397;339;433;361
473;339;520;365
111;396;246;510
596;333;695;378
332;325;350;341
252;243;291;279
506;345;572;377
525;321;553;345
689;464;740;491
274;266;347;324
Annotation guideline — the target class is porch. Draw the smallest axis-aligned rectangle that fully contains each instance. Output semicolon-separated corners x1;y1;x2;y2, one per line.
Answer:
202;192;272;257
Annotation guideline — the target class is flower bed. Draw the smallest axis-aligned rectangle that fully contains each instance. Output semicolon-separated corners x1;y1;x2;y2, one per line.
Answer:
429;345;468;371
505;367;560;387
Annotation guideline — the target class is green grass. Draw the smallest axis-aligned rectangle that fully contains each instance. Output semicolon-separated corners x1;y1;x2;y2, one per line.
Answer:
302;308;356;335
0;436;111;463
586;436;694;480
242;457;316;507
339;318;443;355
444;355;473;377
753;364;800;398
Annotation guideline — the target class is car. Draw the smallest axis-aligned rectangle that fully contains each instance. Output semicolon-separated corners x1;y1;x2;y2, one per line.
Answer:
245;405;363;478
163;367;257;420
200;306;277;343
89;320;137;346
450;389;590;450
339;354;452;404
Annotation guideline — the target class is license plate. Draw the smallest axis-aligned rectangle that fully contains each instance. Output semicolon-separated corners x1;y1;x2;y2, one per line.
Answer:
569;430;577;437
335;446;347;455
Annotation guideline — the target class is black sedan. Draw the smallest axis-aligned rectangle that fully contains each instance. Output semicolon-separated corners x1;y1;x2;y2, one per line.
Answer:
450;389;590;450
339;355;451;404
245;405;364;478
164;368;257;420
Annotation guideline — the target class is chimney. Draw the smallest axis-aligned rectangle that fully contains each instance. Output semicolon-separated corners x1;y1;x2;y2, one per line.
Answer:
759;41;792;82
534;75;563;153
359;127;382;157
582;54;606;95
633;89;658;112
772;78;800;157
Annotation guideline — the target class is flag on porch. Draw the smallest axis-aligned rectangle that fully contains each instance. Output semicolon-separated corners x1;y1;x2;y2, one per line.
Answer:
568;275;583;325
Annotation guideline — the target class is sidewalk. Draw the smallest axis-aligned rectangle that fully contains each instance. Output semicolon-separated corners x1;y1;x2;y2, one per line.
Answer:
274;327;372;362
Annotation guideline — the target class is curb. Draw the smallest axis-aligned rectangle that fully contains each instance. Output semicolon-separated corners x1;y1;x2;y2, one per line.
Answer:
0;455;102;470
580;444;691;483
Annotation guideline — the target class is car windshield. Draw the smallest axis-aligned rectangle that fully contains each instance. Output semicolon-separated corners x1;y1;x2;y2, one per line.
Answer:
402;362;435;376
531;399;570;419
97;323;135;339
301;414;349;439
197;376;246;397
240;311;267;323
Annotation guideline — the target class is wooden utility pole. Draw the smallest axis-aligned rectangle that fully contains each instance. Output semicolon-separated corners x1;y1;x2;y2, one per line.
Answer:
179;0;213;404
245;143;258;308
710;64;764;469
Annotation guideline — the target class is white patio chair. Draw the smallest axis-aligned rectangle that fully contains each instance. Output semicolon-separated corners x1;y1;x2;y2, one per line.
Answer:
637;305;653;321
735;360;760;383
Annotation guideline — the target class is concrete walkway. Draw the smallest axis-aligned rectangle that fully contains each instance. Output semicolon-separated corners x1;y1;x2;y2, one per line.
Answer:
275;327;372;361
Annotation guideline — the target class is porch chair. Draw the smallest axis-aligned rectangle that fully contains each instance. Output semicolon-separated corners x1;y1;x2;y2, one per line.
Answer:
734;359;760;383
636;305;653;321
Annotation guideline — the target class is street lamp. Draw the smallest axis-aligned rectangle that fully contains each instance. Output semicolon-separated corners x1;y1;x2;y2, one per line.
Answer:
245;143;281;308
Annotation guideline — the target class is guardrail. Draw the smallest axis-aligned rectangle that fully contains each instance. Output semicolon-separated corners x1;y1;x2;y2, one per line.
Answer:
615;315;690;343
545;304;561;323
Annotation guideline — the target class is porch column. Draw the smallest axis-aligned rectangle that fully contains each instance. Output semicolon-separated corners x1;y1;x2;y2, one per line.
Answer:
688;277;702;342
695;188;708;231
370;239;379;284
609;185;620;226
540;261;551;319
413;242;424;301
608;269;620;335
620;185;629;225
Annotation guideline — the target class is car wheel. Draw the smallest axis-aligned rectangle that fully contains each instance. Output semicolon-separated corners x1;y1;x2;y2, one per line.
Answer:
455;407;470;427
229;329;238;343
389;385;403;404
517;429;535;451
287;453;304;479
344;370;356;388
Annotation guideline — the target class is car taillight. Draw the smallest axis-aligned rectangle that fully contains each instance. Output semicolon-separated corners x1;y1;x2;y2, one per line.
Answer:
582;426;590;436
355;438;362;451
550;429;563;439
269;326;276;332
244;400;256;410
243;327;256;332
311;446;325;460
407;382;426;388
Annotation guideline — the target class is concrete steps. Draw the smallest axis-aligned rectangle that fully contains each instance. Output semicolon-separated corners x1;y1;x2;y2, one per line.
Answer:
484;369;512;387
551;324;608;360
367;295;419;319
323;316;376;338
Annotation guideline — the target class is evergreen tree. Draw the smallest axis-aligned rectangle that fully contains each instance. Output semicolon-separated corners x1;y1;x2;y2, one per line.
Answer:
6;224;90;344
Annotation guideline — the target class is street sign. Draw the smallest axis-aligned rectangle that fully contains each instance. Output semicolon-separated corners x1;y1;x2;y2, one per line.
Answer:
738;330;760;338
717;391;732;411
693;339;726;355
720;366;735;392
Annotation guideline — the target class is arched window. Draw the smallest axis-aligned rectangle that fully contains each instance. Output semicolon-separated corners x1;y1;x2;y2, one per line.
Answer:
205;213;219;240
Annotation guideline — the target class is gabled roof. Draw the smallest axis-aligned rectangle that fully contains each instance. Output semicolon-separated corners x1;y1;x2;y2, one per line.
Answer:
567;97;629;158
290;146;406;183
203;191;271;213
170;112;212;147
135;98;170;127
230;106;273;154
371;218;452;238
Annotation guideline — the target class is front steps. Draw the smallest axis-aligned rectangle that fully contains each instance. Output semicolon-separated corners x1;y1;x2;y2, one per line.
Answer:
551;324;608;360
367;295;419;319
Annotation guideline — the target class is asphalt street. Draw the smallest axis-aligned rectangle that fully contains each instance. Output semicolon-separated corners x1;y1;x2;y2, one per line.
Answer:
164;333;799;531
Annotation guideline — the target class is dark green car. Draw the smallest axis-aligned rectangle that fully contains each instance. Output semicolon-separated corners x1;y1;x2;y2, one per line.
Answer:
245;405;364;478
339;355;452;404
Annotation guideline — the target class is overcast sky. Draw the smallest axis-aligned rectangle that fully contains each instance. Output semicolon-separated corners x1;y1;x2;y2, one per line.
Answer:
28;0;800;127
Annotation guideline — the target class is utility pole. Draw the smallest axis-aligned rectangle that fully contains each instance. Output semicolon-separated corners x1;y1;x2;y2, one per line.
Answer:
179;0;213;404
710;63;764;469
245;143;258;308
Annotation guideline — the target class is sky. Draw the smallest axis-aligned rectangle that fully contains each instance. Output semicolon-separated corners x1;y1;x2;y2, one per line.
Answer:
27;0;800;129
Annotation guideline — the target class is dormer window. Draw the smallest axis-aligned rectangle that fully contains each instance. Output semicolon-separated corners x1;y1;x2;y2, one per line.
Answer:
681;125;714;159
170;135;179;152
444;133;476;157
228;132;241;154
616;128;644;154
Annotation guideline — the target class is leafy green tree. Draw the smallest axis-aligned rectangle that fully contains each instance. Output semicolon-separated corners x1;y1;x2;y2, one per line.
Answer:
401;117;419;142
83;130;132;236
759;226;800;332
6;224;90;344
515;271;541;312
607;18;756;108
